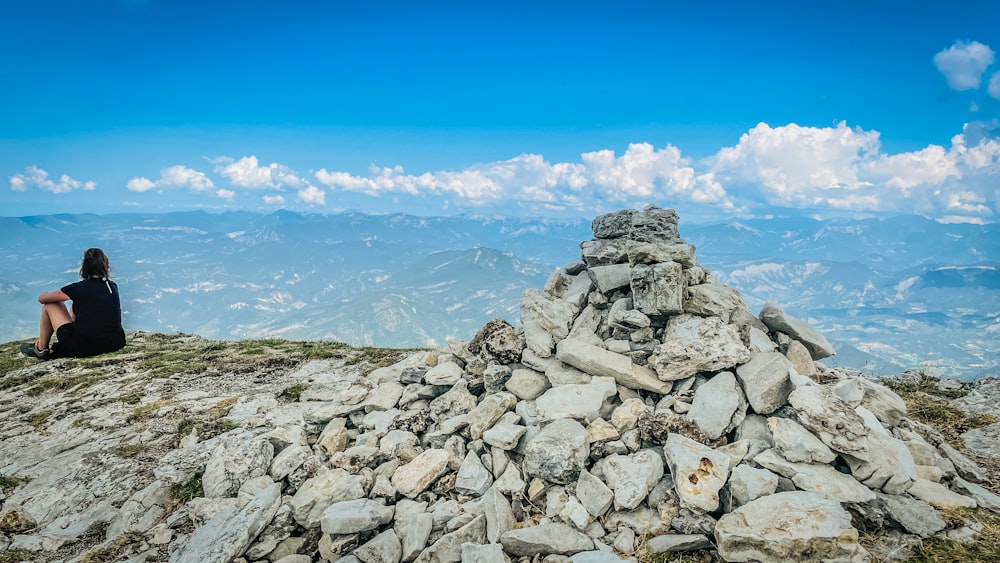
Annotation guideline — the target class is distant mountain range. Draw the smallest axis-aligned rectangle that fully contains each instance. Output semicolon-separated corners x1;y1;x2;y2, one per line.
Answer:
2;210;997;380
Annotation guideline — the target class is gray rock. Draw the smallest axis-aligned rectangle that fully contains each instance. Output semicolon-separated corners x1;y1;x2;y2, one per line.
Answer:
290;468;367;528
355;529;403;563
767;416;836;464
663;433;730;513
842;408;916;495
481;486;516;543
601;450;664;510
391;449;451;499
505;368;550;401
727;464;779;508
455;451;493;497
576;469;615;517
715;491;866;563
466;392;518;440
415;514;486;563
953;477;1000;512
645;534;714;553
880;493;946;537
106;479;171;539
588;264;633;294
735;352;795;415
500;522;595;556
555;338;670;394
753;449;876;503
758;301;835;360
482;418;527;451
521;288;579;358
395;499;433;562
535;378;617;422
652;315;751;381
581;238;629;266
627;240;696;267
523;418;590;484
425;361;465;386
321;498;395;535
687;371;747;440
906;478;976;509
461;542;507;563
467;318;525;365
591;208;638;239
202;431;274;498
938;442;988;484
683;282;747;323
788;384;870;459
169;481;281;563
630;262;684;316
429;380;477;422
365;381;406;412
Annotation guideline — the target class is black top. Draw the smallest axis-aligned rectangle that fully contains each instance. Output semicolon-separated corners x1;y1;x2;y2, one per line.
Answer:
61;278;124;339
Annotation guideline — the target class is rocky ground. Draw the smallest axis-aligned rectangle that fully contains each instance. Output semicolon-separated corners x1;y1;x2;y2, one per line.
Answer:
2;206;1000;563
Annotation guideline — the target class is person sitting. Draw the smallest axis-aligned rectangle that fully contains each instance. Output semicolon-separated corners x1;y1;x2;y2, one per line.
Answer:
21;247;127;360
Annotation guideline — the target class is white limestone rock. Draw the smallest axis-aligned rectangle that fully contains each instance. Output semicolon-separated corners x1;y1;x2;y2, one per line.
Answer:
767;416;836;464
753;449;876;503
555;338;671;393
663;433;730;513
202;431;274;498
715;491;866;563
652;315;751;382
735;352;795;415
500;522;595;556
758;301;835;360
687;371;747;440
601;450;664;510
392;449;451;499
523;418;590;485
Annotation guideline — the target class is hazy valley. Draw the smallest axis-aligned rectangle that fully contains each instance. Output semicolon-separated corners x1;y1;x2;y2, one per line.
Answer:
1;210;997;379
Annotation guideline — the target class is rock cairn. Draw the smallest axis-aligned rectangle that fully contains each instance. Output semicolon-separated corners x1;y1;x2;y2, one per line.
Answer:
3;205;1000;563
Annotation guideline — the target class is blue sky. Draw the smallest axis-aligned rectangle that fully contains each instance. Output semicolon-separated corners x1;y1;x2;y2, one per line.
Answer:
3;0;1000;222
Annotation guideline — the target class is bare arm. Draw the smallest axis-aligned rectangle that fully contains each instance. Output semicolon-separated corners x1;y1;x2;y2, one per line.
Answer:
38;290;70;304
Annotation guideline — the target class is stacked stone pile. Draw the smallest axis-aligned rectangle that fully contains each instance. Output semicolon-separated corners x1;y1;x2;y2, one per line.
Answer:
3;205;1000;563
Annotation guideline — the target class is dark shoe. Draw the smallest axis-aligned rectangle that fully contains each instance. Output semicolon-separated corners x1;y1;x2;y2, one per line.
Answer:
20;341;51;360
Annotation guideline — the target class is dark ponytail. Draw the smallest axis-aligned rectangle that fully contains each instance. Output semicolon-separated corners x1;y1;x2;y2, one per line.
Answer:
80;248;111;280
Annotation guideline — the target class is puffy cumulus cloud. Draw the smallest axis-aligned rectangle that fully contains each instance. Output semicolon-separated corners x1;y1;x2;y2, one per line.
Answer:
297;185;325;205
990;72;1000;101
10;165;96;194
709;121;1000;222
216;189;236;200
210;155;305;189
934;40;995;91
127;165;215;194
263;194;286;205
314;145;733;213
712;122;880;205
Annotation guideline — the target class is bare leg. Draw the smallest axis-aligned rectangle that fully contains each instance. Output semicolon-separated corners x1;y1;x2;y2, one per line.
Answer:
38;302;72;349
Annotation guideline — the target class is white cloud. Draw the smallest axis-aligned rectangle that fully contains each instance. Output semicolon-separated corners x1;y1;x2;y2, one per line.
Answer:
263;195;286;205
314;144;733;213
211;155;305;189
990;72;1000;100
708;121;999;221
127;165;215;194
217;189;236;200
934;40;995;91
10;165;96;194
298;185;325;205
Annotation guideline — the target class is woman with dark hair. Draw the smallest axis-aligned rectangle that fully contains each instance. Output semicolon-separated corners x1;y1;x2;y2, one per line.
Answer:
20;248;126;360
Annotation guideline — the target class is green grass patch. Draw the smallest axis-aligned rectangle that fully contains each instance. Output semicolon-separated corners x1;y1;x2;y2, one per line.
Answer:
26;409;52;429
168;475;204;511
0;474;28;494
884;370;968;400
114;442;143;458
80;530;146;563
279;383;308;402
906;508;1000;562
127;400;170;423
0;548;35;563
